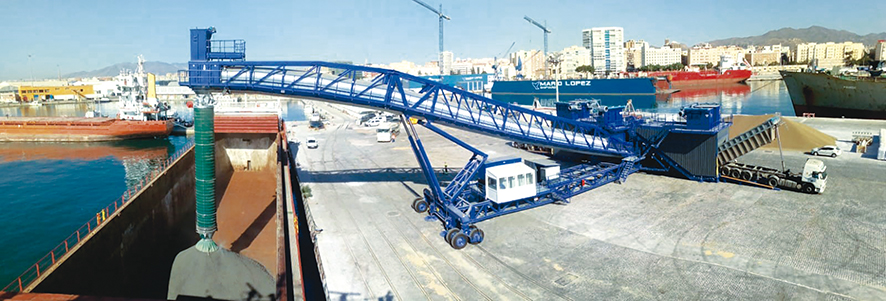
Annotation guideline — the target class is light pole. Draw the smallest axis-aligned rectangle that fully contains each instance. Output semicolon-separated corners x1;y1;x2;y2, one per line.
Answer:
547;53;563;104
28;54;33;85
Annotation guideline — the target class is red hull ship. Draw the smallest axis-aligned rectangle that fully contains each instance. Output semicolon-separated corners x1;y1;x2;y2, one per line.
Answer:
650;69;752;88
0;117;173;142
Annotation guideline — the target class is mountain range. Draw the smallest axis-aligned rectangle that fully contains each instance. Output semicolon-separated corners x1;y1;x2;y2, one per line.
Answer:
708;26;886;49
63;61;187;79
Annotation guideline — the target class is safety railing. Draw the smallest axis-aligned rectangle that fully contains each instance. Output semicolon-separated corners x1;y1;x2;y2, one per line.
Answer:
1;140;195;293
210;39;246;54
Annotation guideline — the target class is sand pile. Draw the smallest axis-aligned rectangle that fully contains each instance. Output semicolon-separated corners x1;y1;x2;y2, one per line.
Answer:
730;114;836;151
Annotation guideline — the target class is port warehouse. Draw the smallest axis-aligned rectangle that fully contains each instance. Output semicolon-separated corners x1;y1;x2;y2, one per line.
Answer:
0;80;197;102
17;85;96;101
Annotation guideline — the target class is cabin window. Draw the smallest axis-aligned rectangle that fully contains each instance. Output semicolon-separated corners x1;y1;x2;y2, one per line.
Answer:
517;174;525;186
488;177;497;191
499;178;506;190
508;176;515;188
526;173;534;184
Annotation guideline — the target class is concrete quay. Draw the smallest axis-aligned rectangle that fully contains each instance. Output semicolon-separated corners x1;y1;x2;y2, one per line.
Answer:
290;102;886;300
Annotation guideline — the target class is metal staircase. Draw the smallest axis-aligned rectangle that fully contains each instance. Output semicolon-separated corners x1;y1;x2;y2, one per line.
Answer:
444;156;484;198
717;116;781;165
618;156;639;183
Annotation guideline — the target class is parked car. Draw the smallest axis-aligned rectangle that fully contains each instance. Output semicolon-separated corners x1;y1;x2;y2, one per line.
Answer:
306;137;319;149
359;112;378;125
364;116;384;127
811;145;841;157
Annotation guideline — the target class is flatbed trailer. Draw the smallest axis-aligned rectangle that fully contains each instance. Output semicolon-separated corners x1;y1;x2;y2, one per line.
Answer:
719;159;827;194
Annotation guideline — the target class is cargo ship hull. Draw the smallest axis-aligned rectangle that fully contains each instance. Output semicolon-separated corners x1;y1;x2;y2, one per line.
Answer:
491;77;658;96
649;70;752;88
0;117;173;142
490;77;659;106
781;71;886;119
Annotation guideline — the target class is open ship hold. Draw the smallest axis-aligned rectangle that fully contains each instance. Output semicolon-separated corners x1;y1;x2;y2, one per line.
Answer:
781;71;886;119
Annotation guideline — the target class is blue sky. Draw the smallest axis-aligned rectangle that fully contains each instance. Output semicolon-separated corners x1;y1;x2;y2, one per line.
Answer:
1;0;883;81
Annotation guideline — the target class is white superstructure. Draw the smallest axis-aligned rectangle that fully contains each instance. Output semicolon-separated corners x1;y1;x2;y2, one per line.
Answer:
115;55;173;121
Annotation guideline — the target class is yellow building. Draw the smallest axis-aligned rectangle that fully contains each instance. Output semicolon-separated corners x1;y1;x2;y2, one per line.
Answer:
688;45;747;67
794;42;865;68
18;85;95;102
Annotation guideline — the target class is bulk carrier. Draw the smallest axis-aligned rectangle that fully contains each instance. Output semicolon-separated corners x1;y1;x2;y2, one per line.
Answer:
644;55;752;88
781;70;886;119
0;57;174;142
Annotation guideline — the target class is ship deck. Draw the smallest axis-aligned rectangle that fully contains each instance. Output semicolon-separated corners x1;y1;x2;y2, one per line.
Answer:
291;102;886;300
0;117;116;126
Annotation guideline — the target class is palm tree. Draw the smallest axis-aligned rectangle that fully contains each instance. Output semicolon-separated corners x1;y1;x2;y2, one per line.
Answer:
575;65;594;78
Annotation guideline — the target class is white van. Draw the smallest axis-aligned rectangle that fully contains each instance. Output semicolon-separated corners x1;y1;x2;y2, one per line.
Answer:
364;116;384;127
376;122;399;142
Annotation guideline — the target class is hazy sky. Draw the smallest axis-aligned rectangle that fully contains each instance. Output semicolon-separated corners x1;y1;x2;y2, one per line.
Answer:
1;0;884;80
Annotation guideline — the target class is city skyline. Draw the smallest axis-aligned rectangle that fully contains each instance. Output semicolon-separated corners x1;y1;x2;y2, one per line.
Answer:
1;0;885;81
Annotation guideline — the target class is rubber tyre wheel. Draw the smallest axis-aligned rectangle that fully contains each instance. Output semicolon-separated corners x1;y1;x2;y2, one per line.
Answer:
730;169;741;178
767;176;779;187
469;228;485;245
802;184;815;194
813;152;818;156
831;153;837;158
450;232;469;250
740;171;752;181
445;228;460;244
412;199;428;213
720;167;730;176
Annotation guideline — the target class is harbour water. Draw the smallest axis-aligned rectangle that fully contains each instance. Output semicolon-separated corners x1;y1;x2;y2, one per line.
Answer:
0;100;306;286
0;81;785;286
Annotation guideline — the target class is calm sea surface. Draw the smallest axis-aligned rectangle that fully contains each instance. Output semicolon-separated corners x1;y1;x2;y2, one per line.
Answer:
0;100;306;287
0;82;788;286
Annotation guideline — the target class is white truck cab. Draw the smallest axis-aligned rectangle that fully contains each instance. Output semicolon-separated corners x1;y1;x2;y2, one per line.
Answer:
801;158;827;193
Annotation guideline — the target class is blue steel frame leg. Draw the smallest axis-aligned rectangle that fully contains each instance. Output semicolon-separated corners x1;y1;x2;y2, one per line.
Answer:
401;116;492;248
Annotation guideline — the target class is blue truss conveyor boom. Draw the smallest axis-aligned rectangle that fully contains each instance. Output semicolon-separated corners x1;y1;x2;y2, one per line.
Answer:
182;61;635;157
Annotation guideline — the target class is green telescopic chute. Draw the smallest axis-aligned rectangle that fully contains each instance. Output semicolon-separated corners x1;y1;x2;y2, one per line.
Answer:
194;104;218;252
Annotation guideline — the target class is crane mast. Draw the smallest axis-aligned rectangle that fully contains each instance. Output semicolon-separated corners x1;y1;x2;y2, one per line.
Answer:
523;16;551;77
411;0;450;75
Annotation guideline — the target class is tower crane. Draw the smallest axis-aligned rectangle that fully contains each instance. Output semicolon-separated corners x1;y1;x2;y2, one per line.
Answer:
523;15;551;76
492;42;515;80
411;0;450;75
